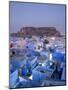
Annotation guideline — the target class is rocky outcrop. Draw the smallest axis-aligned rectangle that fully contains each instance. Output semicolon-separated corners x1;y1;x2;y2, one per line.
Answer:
11;27;61;37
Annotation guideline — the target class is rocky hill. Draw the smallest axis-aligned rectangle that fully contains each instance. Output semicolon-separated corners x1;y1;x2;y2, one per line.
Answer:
11;27;61;37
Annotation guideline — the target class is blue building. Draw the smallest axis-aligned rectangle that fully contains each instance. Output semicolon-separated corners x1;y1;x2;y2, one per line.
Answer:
9;70;19;88
32;64;55;82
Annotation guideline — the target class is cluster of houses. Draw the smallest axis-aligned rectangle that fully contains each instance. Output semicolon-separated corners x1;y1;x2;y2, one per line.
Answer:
9;36;66;88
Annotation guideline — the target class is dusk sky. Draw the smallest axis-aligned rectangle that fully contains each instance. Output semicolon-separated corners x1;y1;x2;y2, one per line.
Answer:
9;1;66;35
